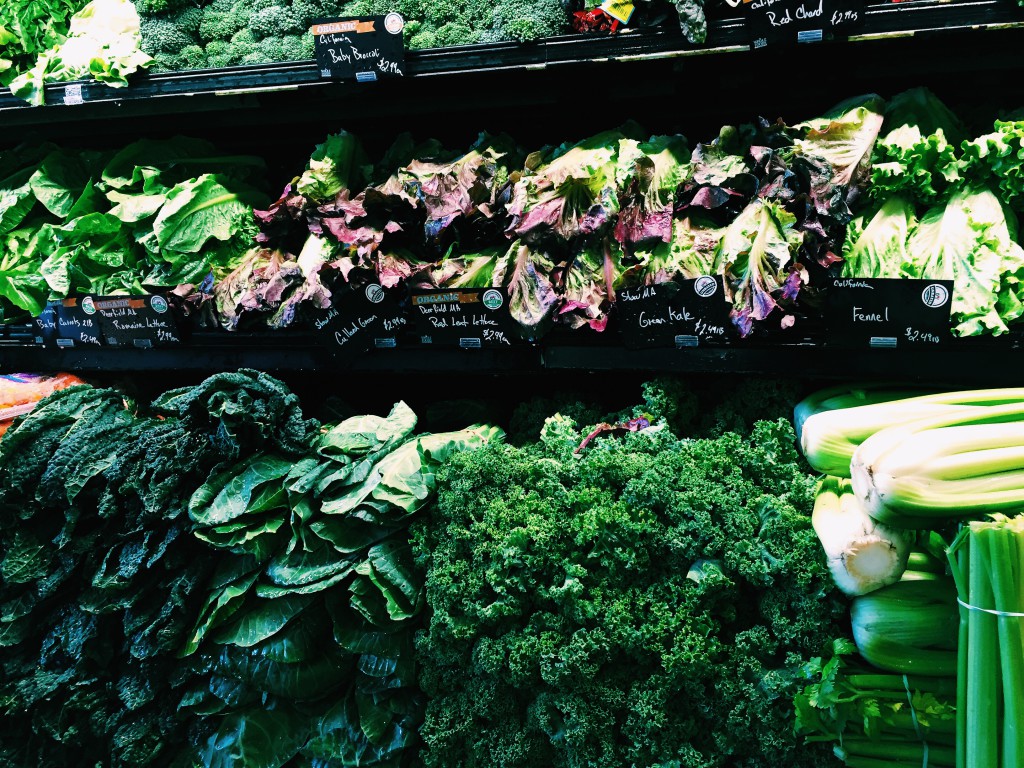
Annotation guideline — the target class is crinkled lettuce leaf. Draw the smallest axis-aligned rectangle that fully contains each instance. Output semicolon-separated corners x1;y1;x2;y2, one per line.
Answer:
906;185;1024;336
959;120;1024;212
508;125;643;242
793;94;885;190
614;134;690;247
841;196;916;278
869;88;964;205
621;216;722;287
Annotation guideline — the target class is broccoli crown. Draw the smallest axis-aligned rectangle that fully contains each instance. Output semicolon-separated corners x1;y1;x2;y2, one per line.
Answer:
133;0;194;16
169;5;204;36
414;399;846;768
179;44;209;70
299;30;316;58
249;5;296;38
491;0;568;41
204;39;237;67
140;18;197;55
199;4;244;43
433;22;478;48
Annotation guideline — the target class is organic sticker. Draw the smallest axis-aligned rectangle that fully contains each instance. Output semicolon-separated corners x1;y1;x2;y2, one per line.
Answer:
384;12;404;33
365;284;385;304
81;296;96;315
921;284;950;309
150;296;169;314
482;289;504;310
694;276;718;298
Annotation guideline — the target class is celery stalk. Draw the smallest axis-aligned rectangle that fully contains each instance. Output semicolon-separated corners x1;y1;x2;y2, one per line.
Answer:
838;736;956;764
986;523;1024;768
967;523;999;768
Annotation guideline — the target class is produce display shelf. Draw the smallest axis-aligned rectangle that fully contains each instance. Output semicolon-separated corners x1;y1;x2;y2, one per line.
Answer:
3;339;1023;383
0;0;1021;124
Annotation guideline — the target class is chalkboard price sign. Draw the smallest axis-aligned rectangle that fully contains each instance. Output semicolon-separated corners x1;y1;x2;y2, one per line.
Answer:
313;15;406;81
311;283;406;357
92;295;182;347
744;0;863;48
824;277;954;348
617;277;732;349
410;288;523;348
54;297;102;348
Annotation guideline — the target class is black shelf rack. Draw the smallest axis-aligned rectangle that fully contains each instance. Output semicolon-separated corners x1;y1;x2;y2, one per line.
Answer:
3;338;1023;385
1;0;1023;127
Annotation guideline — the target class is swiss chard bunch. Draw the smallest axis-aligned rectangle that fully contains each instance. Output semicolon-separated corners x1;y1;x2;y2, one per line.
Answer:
178;398;501;767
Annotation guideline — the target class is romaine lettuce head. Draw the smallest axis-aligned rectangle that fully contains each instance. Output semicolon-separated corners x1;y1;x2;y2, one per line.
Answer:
841;196;916;278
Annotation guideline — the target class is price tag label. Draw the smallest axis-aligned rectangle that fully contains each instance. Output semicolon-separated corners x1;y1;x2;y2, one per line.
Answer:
617;276;732;349
410;288;522;348
54;297;102;348
62;84;84;105
312;15;406;81
824;278;954;348
310;283;406;356
744;0;863;49
91;295;182;347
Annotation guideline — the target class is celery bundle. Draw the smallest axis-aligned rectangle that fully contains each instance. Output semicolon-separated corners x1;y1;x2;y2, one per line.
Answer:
948;516;1024;768
795;639;957;768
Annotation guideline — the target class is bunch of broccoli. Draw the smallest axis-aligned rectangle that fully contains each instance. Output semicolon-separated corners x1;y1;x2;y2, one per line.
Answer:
139;0;570;72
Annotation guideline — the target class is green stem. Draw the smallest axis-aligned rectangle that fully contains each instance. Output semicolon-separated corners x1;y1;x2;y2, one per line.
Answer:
953;526;969;768
967;524;999;768
839;736;956;764
987;524;1024;768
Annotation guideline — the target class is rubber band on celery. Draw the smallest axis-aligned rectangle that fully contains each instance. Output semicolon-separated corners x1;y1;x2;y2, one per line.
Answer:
957;597;1024;617
902;674;930;768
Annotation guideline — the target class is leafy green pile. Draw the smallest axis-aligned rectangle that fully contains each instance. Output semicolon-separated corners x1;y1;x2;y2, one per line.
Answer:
841;88;1024;337
0;136;267;323
226;98;885;338
9;0;152;106
0;382;226;765
179;399;500;766
0;0;89;91
140;0;569;73
413;382;847;767
0;370;497;766
795;639;956;767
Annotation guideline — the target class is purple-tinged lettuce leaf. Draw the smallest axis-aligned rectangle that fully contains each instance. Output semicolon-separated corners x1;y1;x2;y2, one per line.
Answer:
620;216;722;288
714;199;805;336
409;247;503;291
676;129;758;220
554;238;622;332
491;240;559;339
385;133;522;243
214;248;304;331
791;94;885;191
254;182;307;247
508;125;644;243
614;134;690;248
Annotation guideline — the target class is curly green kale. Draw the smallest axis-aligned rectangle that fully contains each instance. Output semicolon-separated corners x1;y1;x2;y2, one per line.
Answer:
413;412;845;768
